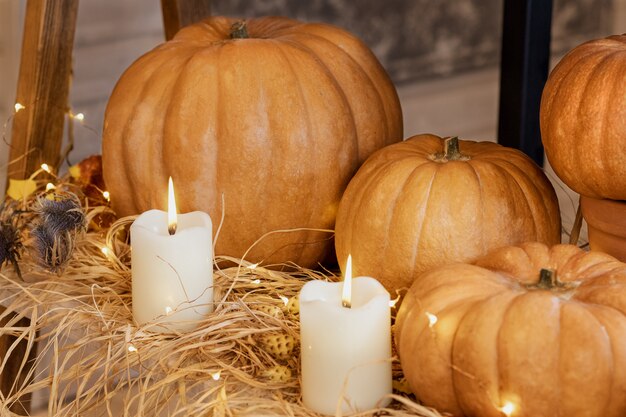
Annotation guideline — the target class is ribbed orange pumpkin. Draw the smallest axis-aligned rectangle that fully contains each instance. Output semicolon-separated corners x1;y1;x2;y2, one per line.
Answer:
395;242;626;417
540;34;626;199
102;16;402;267
335;134;560;294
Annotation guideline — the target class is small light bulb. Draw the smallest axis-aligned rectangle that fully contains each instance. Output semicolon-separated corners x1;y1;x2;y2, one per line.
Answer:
127;344;137;353
165;306;173;315
251;278;261;284
74;112;85;121
247;263;259;270
211;371;221;381
426;312;438;328
41;163;51;173
102;191;110;201
101;247;110;256
389;295;400;308
45;183;56;191
14;103;25;112
279;295;289;306
499;401;516;416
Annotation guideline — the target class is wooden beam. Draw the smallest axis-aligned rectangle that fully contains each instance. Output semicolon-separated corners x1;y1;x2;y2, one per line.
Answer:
7;0;79;181
0;311;37;415
161;0;212;41
497;0;553;166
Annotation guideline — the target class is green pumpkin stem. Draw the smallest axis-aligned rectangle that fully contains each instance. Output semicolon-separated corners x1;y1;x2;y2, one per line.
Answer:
230;21;249;39
537;268;558;289
431;137;469;162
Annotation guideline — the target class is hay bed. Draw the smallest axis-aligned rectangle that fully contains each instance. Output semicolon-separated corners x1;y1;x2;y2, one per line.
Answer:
0;179;445;417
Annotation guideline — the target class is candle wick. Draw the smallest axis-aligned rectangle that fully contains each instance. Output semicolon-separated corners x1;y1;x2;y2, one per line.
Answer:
168;224;177;235
342;300;351;309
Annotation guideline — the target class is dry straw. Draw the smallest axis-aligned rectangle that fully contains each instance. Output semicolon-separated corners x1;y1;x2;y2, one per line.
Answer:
0;180;444;417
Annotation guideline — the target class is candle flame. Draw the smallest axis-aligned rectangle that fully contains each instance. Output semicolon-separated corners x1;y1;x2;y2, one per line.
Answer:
426;312;438;328
342;255;352;308
499;401;516;416
167;177;177;235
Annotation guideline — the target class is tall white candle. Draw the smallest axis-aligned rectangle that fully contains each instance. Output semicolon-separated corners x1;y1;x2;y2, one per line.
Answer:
300;265;392;414
131;179;213;332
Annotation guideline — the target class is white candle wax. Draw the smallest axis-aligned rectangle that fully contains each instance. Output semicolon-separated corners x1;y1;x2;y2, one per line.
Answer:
300;277;392;415
131;209;213;332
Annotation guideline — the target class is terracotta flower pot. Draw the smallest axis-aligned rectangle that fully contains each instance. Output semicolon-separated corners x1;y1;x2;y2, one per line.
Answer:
580;195;626;261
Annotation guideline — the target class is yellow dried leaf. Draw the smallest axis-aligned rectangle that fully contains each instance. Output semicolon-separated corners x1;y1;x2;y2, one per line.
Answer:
7;178;37;200
68;164;81;180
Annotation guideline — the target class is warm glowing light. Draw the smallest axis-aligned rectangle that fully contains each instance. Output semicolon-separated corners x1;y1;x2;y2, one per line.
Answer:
247;262;259;270
127;344;137;353
45;183;56;191
389;295;400;308
499;401;516;416
14;103;25;112
251;278;261;284
73;112;85;121
211;371;221;381
342;255;352;308
41;163;51;173
426;312;438;328
167;177;177;235
102;191;110;201
279;295;289;306
165;306;173;315
101;247;110;256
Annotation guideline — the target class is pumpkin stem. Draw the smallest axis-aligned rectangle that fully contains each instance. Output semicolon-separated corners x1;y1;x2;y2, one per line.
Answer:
230;20;249;39
444;137;461;160
431;137;470;162
537;268;558;289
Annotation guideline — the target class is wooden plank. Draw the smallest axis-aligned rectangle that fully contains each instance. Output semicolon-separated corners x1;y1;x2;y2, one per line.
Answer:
161;0;212;41
0;310;37;414
497;0;553;166
7;0;79;180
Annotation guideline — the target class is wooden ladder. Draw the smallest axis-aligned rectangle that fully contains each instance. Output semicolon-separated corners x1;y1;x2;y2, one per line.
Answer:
0;1;212;414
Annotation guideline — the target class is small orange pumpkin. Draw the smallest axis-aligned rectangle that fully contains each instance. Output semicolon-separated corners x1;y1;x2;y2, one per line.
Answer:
395;242;626;417
102;16;403;268
335;134;561;294
540;34;626;199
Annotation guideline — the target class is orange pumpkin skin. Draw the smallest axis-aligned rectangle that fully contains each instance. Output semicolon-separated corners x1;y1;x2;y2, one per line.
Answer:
395;242;626;417
102;16;402;267
540;35;626;200
334;134;560;294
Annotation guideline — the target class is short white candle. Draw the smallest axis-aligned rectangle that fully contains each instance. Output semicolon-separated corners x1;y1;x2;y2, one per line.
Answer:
300;258;392;415
131;178;213;332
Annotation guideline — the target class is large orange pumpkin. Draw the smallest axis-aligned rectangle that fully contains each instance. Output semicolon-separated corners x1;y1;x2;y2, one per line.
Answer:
540;34;626;200
335;134;560;294
395;242;626;417
102;17;403;267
